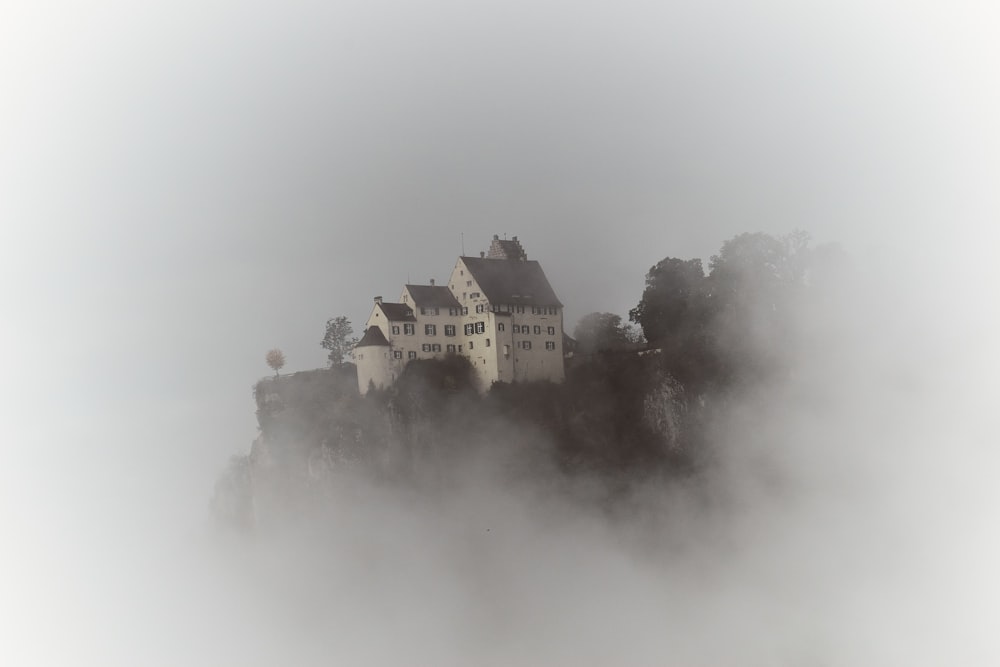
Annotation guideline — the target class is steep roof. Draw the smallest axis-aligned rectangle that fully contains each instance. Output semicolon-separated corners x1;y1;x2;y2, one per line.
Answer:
377;302;416;322
356;325;390;347
405;284;461;309
460;257;562;307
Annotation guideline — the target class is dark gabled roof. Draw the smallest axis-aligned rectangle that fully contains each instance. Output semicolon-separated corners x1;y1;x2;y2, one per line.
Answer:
377;302;416;322
405;284;461;309
461;257;563;307
356;326;390;347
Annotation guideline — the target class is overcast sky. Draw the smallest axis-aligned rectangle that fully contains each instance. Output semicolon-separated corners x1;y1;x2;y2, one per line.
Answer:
2;1;999;663
4;1;997;385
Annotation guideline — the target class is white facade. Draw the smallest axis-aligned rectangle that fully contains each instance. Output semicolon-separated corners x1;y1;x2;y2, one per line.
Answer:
354;339;394;393
445;257;565;388
353;237;565;393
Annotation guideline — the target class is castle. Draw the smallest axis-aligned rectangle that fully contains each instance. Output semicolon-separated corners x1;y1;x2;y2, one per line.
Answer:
353;236;566;393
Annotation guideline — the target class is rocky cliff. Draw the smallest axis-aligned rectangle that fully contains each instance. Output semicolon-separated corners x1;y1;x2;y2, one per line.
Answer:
212;353;696;530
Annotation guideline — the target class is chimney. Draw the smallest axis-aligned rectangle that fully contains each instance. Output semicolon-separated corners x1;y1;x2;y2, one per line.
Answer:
480;251;485;258
430;278;435;286
374;296;383;304
493;234;499;240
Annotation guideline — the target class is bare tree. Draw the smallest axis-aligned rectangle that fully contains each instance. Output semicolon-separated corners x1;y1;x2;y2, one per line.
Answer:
265;348;286;377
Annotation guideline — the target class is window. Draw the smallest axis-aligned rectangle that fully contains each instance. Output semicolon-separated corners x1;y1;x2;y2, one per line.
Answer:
432;344;442;352
449;307;459;316
466;280;472;287
420;307;427;315
357;353;363;360
446;344;456;353
425;324;436;336
548;326;555;335
512;324;520;334
485;338;491;347
469;341;474;349
475;322;485;334
515;305;525;314
550;307;558;315
392;325;400;335
445;325;456;337
470;292;480;298
531;306;538;315
533;325;541;335
521;340;532;350
462;307;468;315
475;304;484;313
545;341;556;350
404;323;415;335
408;351;417;359
464;323;475;335
422;344;431;352
498;323;505;332
503;344;510;358
393;350;403;359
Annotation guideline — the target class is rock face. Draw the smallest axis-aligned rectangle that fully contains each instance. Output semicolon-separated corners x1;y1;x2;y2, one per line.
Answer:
212;355;702;531
642;370;687;453
213;366;378;529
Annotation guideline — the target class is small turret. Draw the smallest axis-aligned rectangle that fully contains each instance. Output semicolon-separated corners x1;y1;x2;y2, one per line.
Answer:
487;235;527;261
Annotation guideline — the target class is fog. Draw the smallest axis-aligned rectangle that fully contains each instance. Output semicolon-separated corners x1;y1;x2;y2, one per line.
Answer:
2;0;999;664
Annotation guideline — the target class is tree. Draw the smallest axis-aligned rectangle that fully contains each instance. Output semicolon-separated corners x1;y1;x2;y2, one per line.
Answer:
265;348;285;377
628;233;817;391
704;231;815;385
629;257;707;347
573;312;640;355
321;316;358;366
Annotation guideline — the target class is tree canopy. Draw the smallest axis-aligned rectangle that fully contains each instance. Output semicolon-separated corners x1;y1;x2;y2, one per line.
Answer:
628;257;707;348
630;231;817;390
265;348;285;376
321;316;358;366
573;312;641;355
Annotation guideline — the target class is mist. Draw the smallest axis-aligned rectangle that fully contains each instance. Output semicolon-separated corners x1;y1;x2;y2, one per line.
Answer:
3;0;999;664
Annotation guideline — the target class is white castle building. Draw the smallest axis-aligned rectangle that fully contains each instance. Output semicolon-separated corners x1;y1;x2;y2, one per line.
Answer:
353;236;566;393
